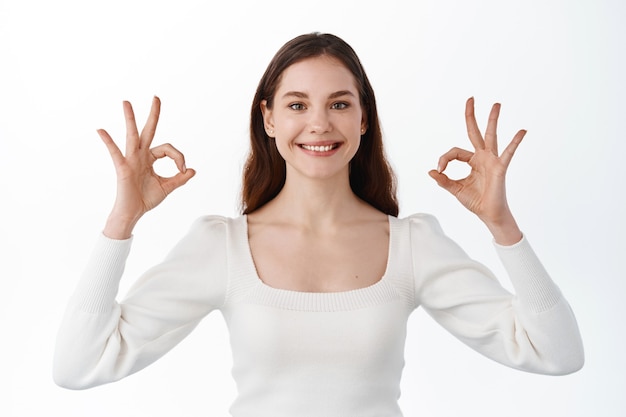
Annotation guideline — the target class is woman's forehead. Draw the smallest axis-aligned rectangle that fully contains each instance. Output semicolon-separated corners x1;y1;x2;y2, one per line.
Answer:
276;56;359;96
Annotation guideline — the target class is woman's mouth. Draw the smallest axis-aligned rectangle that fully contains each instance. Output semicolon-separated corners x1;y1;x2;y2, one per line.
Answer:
299;143;340;152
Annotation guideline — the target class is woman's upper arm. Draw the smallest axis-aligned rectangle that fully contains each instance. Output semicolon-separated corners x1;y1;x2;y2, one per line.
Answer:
409;214;584;375
54;216;229;389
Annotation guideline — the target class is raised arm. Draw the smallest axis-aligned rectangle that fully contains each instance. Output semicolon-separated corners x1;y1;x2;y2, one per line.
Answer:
53;98;211;389
423;98;584;374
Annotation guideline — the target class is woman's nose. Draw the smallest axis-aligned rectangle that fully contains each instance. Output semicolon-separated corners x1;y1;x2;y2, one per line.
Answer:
308;108;332;134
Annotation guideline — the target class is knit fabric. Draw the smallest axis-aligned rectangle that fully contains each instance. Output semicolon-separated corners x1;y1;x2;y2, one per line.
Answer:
54;214;584;417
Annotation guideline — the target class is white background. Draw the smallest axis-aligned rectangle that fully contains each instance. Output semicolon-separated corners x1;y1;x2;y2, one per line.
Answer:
1;0;624;415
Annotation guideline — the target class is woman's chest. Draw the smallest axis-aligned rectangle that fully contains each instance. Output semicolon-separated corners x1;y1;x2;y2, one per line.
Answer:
248;224;389;292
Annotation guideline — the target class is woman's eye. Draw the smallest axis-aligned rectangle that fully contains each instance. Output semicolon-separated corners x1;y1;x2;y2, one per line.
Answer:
331;102;349;110
289;103;305;110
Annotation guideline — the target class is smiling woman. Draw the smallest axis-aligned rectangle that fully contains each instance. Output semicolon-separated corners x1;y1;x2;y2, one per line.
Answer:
53;32;584;417
243;33;398;217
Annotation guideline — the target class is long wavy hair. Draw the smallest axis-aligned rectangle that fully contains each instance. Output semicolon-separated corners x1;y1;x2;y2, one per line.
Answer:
241;33;398;216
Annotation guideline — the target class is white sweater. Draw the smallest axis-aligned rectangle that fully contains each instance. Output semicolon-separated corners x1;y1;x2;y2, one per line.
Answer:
53;214;584;417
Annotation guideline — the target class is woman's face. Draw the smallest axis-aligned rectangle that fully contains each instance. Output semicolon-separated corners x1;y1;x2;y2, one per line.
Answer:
261;55;367;182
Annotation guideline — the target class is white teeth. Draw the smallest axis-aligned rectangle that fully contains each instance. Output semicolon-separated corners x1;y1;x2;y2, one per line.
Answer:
301;144;336;152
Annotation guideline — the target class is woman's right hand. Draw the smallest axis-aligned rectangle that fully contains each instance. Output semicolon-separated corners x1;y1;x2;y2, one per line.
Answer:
98;96;196;239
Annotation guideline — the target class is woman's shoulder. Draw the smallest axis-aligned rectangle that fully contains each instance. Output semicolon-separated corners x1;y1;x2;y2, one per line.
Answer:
191;214;236;226
395;213;473;262
394;212;443;232
183;214;246;242
394;213;466;252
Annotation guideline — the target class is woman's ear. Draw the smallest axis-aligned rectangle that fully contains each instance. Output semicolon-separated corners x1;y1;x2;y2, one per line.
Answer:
261;100;275;137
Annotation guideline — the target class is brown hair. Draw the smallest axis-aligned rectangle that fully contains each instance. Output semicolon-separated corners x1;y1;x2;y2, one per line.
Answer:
241;33;398;216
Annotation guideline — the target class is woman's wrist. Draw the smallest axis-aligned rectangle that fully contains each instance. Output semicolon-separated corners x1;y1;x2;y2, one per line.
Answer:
103;212;140;240
483;211;523;246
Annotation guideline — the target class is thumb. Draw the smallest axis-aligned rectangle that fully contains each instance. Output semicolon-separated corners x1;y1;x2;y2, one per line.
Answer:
428;169;461;195
162;168;196;195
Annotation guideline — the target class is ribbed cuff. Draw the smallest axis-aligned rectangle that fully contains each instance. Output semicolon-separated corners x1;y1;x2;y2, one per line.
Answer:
71;233;133;313
494;235;563;314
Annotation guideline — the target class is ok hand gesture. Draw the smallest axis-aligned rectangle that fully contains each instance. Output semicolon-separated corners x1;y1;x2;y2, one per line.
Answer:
98;97;196;239
429;97;525;245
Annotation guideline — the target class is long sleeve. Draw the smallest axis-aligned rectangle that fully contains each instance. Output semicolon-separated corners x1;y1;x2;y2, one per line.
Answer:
53;216;229;389
409;213;584;375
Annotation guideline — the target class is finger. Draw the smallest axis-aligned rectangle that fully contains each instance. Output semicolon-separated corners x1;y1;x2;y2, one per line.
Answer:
140;96;161;149
465;97;485;150
150;143;188;173
160;168;196;195
428;169;463;196
123;101;140;155
485;102;501;154
436;147;474;173
97;129;125;166
500;129;527;168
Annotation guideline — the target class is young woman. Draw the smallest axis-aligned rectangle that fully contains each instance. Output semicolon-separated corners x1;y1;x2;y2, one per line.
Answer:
54;33;584;416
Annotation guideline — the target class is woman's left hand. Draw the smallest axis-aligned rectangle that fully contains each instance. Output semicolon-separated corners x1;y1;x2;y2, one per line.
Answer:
429;97;526;245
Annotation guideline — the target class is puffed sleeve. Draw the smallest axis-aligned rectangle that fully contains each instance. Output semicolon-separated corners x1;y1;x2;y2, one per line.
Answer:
53;216;229;389
409;214;584;375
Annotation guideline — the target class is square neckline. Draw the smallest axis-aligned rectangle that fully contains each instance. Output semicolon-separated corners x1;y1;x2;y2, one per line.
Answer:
241;214;396;295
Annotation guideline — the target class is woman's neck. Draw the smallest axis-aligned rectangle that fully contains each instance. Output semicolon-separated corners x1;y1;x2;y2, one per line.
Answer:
252;172;372;229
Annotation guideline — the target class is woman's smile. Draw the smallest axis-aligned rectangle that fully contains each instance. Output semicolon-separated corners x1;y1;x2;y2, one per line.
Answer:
298;142;342;154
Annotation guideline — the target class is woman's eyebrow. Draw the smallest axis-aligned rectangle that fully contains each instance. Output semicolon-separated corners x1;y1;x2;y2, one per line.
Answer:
282;91;308;99
281;90;356;100
328;90;356;99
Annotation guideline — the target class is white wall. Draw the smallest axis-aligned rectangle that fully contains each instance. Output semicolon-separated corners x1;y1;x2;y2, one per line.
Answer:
1;0;624;415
